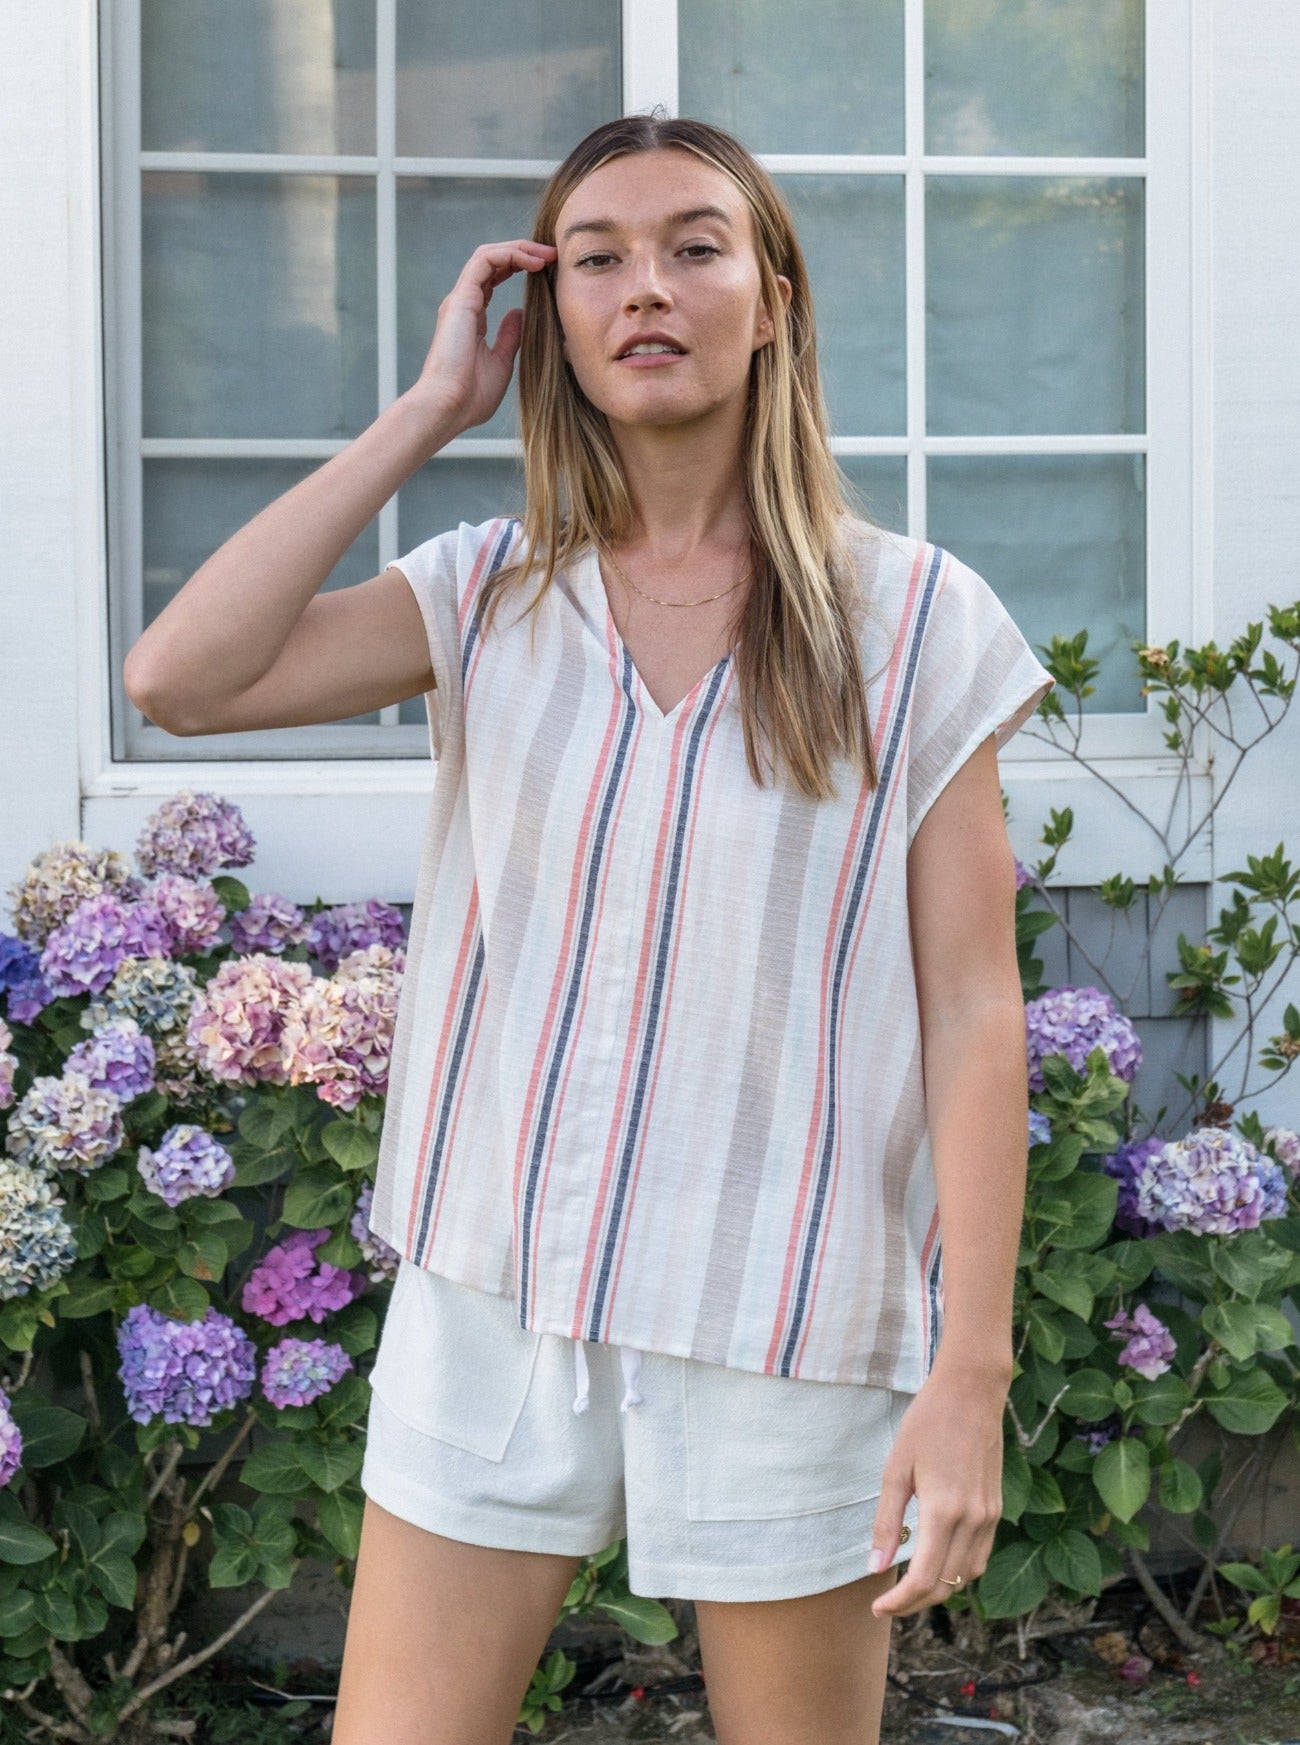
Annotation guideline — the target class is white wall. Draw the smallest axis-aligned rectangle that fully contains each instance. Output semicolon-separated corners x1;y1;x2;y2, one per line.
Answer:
0;1;1296;1122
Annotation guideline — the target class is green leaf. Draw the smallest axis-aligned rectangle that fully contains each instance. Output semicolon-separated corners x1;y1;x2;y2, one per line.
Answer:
296;1437;364;1495
1217;1560;1270;1595
317;1487;364;1560
230;1137;299;1187
1034;1173;1118;1251
593;1591;680;1644
313;1373;369;1430
1093;1435;1151;1522
282;1168;355;1231
976;1540;1050;1619
0;1518;57;1565
83;1167;129;1205
238;1096;300;1148
33;1584;78;1640
56;1275;120;1320
316;1228;363;1270
155;1274;210;1321
1042;1528;1103;1595
0;1590;35;1636
88;1551;138;1611
1203;1301;1262;1361
209;1545;260;1589
175;1231;229;1283
1025;1303;1067;1363
1000;1443;1032;1522
1025;1467;1066;1515
1059;1368;1116;1422
326;1302;378;1358
240;1442;310;1495
1129;1371;1192;1427
1203;1364;1289;1434
8;1404;86;1470
319;1121;379;1173
1158;1458;1204;1514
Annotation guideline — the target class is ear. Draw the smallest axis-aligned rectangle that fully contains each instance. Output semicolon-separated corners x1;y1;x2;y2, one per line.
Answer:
754;274;794;351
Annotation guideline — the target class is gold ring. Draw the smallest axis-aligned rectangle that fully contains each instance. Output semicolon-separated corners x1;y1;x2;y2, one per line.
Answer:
938;1574;964;1587
898;1523;911;1544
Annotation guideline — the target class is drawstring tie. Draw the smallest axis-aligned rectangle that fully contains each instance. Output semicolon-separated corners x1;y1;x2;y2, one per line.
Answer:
572;1338;643;1414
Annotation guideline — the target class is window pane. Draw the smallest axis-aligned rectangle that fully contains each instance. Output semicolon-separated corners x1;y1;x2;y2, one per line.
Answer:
141;0;376;155
396;0;619;159
680;0;903;154
776;176;906;437
142;173;377;440
925;0;1144;157
397;179;542;437
142;459;384;727
395;458;527;726
928;452;1146;713
835;457;907;537
926;176;1144;437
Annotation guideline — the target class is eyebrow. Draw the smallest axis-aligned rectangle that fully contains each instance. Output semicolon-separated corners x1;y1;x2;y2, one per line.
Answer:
559;204;736;245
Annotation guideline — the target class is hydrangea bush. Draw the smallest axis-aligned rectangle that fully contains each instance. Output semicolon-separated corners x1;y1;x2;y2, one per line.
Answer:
1;595;1299;1733
0;792;672;1742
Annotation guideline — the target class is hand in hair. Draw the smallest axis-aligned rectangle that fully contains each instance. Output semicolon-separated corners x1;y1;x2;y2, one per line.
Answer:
411;239;557;437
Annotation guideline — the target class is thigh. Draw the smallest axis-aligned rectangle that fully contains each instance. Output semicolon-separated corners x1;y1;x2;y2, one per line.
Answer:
693;1564;900;1745
332;1496;584;1745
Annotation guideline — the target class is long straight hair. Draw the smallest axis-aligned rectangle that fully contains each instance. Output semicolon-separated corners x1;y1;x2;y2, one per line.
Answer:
474;113;885;801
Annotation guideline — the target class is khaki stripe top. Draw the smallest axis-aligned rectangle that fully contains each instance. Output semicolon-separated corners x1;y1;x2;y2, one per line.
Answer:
367;514;1055;1389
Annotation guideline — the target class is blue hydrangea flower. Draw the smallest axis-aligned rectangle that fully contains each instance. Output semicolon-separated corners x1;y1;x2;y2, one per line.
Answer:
0;1159;77;1299
0;1387;22;1487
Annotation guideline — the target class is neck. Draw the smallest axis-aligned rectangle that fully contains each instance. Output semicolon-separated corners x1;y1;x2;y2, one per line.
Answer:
602;391;750;564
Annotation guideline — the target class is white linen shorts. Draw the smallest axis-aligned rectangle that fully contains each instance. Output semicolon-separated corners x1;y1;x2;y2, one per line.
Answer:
360;1259;921;1603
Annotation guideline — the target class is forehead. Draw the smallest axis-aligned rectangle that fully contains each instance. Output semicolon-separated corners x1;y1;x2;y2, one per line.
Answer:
556;148;748;234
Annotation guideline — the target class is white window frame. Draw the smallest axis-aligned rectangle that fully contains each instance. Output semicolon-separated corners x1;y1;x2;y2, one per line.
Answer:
84;0;1212;894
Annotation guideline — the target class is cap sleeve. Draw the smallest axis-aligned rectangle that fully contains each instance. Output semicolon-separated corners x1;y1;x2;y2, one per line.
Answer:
905;548;1055;847
384;528;463;761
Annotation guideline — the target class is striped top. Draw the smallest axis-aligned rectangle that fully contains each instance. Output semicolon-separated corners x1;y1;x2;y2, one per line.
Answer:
367;515;1055;1390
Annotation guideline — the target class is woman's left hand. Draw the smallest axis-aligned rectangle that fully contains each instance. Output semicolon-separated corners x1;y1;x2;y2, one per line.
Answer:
867;1358;1010;1619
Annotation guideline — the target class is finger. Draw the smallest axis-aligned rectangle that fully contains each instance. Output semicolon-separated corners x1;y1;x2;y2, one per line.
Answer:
865;1468;911;1579
488;305;524;365
445;243;557;314
870;1505;960;1619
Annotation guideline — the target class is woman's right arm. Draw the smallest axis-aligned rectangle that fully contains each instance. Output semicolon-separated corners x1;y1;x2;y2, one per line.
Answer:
123;238;556;737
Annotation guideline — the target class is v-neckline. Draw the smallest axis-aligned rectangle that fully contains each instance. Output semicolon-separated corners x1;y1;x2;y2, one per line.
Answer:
574;544;737;726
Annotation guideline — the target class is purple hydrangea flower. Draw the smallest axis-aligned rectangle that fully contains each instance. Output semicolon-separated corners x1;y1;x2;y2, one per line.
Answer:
115;1303;257;1426
1028;1108;1052;1150
261;1336;353;1408
1024;985;1143;1093
349;1180;401;1283
306;900;407;973
1264;1126;1300;1176
135;791;256;880
0;1017;15;1113
241;1228;367;1327
7;1071;124;1175
1014;858;1035;891
65;1017;156;1105
227;892;309;957
141;873;227;957
1134;1124;1288;1235
0;1387;22;1487
1075;1420;1120;1454
38;892;174;1000
1101;1135;1169;1239
136;1124;236;1208
1104;1302;1177;1380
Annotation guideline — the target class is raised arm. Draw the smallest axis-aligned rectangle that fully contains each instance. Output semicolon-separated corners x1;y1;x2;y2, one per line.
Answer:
123;238;557;737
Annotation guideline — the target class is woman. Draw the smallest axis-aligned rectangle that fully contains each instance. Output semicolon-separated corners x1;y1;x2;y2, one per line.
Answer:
125;115;1053;1745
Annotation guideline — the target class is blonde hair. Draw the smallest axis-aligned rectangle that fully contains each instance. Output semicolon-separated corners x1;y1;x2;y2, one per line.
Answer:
475;113;884;801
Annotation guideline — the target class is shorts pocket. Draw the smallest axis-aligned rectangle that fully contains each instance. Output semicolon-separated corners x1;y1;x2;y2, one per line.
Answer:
368;1260;542;1463
683;1360;903;1521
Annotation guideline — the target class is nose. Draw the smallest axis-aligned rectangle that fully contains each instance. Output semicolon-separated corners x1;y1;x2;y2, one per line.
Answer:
622;249;671;312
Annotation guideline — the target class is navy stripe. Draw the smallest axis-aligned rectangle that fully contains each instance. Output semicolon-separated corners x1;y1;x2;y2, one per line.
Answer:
413;927;487;1257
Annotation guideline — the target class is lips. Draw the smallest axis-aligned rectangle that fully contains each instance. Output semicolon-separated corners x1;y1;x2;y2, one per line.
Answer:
615;333;687;359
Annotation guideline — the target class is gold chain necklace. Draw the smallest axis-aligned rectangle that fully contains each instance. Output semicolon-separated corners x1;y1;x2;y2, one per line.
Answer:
598;538;751;609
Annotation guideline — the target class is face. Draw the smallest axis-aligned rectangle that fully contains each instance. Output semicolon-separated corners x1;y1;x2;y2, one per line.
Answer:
551;148;792;432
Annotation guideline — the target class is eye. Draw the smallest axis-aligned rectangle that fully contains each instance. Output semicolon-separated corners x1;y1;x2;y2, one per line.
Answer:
682;243;721;259
575;251;615;268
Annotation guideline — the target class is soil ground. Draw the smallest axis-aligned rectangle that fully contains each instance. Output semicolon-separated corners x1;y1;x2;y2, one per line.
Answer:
157;1570;1300;1743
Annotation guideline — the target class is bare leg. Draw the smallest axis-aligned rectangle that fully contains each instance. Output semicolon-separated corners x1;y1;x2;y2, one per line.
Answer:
692;1564;900;1745
332;1497;585;1745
